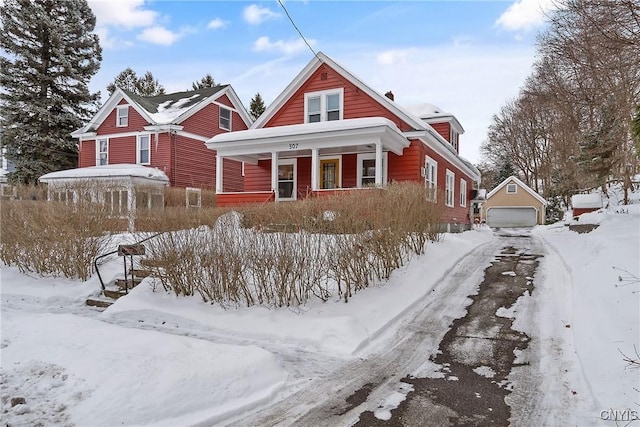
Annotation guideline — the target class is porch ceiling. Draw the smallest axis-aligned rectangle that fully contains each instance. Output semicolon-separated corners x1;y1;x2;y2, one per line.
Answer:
206;117;409;164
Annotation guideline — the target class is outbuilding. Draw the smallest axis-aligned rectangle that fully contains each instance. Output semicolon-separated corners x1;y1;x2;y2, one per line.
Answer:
571;193;602;218
482;176;547;227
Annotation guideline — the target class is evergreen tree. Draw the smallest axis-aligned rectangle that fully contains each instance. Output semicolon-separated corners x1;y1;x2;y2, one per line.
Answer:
0;0;102;184
191;74;217;90
135;71;165;96
107;68;165;96
106;67;138;95
250;92;266;120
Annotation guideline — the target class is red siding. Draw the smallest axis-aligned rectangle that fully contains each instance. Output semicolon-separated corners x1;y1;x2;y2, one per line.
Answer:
430;122;451;142
108;135;137;164
78;140;96;167
245;160;272;192
216;192;274;207
342;154;357;188
265;64;411;132
297;157;311;195
96;100;149;135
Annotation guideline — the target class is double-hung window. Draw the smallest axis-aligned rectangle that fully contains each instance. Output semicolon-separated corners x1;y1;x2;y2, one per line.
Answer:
425;156;437;201
357;153;387;187
96;139;108;166
116;105;129;127
304;89;343;123
460;178;467;207
137;134;150;165
445;170;455;207
219;106;231;131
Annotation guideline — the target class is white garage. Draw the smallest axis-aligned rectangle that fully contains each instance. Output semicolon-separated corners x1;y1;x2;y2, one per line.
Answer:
486;207;538;228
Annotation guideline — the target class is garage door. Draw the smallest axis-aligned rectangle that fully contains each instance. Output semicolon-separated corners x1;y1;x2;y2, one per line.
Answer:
487;207;537;227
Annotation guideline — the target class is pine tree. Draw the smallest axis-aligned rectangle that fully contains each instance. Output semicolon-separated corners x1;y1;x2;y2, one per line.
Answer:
631;105;640;151
0;0;102;184
250;92;266;120
191;74;217;90
106;68;138;95
135;71;165;96
107;68;165;96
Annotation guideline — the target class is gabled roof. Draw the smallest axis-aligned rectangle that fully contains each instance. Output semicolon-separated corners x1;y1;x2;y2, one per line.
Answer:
72;85;252;137
487;176;547;205
252;52;429;132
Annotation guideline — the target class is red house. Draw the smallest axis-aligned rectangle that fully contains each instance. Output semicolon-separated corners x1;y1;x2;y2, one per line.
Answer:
72;85;252;191
206;52;480;227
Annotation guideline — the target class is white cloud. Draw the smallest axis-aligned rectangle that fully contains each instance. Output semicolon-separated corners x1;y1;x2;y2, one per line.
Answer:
243;4;280;25
495;0;557;32
88;0;157;28
253;36;313;56
376;50;410;66
137;26;182;46
207;18;229;30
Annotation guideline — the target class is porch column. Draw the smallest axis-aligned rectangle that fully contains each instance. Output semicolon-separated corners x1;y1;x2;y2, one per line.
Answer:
215;153;223;193
271;151;278;195
311;148;319;191
375;142;383;187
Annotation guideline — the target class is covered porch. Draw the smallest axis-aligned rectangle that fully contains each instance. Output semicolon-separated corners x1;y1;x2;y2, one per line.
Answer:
206;118;410;206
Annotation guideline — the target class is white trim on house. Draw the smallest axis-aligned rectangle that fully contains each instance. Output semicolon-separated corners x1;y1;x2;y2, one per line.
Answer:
304;88;344;123
96;138;108;166
137;134;151;165
276;158;297;201
445;169;455;207
116;105;129;127
357;152;388;187
460;178;467;207
425;155;437;201
219;105;232;131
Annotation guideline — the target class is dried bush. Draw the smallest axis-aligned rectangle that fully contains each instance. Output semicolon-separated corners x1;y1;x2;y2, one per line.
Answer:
0;199;114;280
147;182;447;306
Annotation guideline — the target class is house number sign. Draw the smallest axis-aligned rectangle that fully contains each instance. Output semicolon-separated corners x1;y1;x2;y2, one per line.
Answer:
289;143;298;150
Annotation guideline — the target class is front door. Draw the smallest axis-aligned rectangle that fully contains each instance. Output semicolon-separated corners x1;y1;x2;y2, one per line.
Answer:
320;159;340;189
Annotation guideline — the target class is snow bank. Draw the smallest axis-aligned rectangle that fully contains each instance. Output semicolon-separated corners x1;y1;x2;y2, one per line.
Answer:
535;207;639;413
571;193;602;209
104;228;494;356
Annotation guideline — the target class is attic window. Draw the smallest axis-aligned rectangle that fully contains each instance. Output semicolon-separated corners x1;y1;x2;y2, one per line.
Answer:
506;183;517;194
116;106;129;127
219;107;231;131
304;89;343;123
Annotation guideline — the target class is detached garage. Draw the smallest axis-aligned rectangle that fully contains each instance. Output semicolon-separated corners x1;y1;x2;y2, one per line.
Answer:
482;176;547;227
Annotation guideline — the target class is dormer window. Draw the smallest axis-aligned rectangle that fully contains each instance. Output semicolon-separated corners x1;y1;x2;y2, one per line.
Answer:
450;129;459;152
116;105;128;127
304;89;343;123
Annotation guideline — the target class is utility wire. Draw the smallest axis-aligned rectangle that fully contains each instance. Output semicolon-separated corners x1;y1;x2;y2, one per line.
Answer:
276;0;322;62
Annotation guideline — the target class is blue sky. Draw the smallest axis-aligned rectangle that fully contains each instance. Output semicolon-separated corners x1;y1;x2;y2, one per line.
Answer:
87;0;556;163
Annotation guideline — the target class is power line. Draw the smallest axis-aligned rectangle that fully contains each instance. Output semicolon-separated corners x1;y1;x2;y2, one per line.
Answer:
276;0;322;62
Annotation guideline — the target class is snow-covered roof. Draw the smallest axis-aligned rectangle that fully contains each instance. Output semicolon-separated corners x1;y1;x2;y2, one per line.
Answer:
405;103;448;118
209;117;403;144
571;193;602;209
39;164;169;182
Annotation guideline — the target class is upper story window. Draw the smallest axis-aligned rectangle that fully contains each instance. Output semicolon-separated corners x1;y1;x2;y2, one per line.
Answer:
219;106;231;131
506;183;517;194
445;169;455;207
116;105;129;127
425;155;437;201
304;89;343;123
460;178;467;207
96;139;108;166
450;129;459;152
137;134;150;165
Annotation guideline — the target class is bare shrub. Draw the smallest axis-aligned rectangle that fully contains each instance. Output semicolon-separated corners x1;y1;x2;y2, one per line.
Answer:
0;197;113;280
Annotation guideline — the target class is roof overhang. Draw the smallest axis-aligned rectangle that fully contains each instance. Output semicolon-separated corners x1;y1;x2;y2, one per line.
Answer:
404;129;480;182
39;164;170;185
206;117;410;164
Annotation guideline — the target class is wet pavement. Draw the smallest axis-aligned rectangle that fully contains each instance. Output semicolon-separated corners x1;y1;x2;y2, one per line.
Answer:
354;238;541;426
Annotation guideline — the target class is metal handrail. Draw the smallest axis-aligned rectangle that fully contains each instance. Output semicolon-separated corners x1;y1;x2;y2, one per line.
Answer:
93;232;165;291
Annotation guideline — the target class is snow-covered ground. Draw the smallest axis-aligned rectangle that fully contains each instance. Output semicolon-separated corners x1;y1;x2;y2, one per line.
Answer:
1;196;638;425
